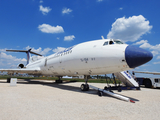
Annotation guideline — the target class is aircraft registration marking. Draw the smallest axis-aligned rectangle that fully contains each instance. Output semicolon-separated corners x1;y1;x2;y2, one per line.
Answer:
80;58;95;63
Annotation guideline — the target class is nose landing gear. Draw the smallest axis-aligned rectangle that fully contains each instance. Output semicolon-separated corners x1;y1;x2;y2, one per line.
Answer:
80;75;89;91
81;84;89;91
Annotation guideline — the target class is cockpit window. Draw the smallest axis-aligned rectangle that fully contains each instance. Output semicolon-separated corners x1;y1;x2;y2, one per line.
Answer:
103;39;124;46
109;41;114;45
113;40;124;44
103;41;108;46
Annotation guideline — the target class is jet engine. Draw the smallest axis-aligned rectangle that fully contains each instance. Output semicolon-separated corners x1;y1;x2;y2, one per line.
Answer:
17;63;25;68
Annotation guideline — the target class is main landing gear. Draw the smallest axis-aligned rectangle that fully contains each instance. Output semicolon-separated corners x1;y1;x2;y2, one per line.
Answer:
80;75;89;91
55;76;63;83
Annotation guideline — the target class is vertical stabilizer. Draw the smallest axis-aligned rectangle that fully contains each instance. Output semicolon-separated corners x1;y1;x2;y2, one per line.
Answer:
27;49;32;64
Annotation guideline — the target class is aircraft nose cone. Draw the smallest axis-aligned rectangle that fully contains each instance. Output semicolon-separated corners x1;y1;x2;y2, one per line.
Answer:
125;45;153;68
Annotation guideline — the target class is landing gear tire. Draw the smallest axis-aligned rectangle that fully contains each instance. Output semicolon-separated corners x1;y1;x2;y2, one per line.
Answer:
55;80;63;83
118;87;122;92
98;91;103;97
144;80;152;88
81;84;85;91
81;84;89;91
104;86;108;90
85;84;89;91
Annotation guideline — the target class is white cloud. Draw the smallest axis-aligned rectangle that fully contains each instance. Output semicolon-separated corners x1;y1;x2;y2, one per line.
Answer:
153;61;160;64
157;56;160;59
0;48;7;52
25;46;52;55
97;0;103;2
38;24;64;34
151;44;160;51
134;40;148;45
0;52;27;68
62;8;72;14
64;35;75;41
134;40;160;59
107;15;153;42
139;41;160;51
39;5;51;15
0;52;26;62
21;58;27;62
151;51;159;56
140;42;152;49
52;47;66;53
119;7;123;10
40;48;52;55
39;0;43;3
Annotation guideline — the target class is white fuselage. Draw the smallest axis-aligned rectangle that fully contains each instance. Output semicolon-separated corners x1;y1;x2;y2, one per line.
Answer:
26;39;130;76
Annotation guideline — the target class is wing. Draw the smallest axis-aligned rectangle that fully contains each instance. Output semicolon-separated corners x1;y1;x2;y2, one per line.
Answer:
134;71;160;75
0;67;41;75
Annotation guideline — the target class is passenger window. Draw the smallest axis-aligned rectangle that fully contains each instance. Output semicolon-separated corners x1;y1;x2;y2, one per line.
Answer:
103;41;108;46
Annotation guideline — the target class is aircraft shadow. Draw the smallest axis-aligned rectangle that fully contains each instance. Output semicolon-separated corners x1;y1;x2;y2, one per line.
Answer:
0;79;139;102
140;85;160;89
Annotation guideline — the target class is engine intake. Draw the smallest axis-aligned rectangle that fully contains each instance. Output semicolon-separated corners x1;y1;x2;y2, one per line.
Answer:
17;64;25;68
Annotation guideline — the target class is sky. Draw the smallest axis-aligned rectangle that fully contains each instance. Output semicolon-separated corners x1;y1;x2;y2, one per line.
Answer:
0;0;160;77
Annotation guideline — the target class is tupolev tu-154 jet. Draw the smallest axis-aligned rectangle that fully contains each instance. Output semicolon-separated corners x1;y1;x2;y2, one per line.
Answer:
0;39;153;91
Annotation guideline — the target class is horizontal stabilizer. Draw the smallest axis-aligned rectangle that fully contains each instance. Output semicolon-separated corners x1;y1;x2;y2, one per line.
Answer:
6;50;42;56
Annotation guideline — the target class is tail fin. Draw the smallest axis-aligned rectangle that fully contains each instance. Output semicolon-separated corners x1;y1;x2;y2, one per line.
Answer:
6;49;42;65
27;49;32;64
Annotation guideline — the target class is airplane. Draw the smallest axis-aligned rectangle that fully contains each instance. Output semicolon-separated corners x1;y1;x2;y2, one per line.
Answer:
0;38;153;92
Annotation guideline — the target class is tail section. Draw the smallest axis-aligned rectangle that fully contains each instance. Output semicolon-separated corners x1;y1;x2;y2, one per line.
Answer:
6;49;42;65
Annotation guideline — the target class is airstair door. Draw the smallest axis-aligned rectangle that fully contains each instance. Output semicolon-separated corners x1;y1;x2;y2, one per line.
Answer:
114;71;139;87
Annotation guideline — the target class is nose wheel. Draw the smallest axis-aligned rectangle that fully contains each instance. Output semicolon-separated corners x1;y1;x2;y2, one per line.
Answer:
80;75;90;91
98;90;103;96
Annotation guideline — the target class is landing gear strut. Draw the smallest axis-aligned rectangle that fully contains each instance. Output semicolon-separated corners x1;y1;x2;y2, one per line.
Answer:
80;75;89;91
7;73;13;83
7;78;11;83
55;76;63;83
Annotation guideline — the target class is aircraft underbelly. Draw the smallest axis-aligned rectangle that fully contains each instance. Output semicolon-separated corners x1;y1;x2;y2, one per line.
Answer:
46;56;129;76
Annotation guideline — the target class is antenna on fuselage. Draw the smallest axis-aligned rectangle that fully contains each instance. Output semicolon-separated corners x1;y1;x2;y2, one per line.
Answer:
101;36;104;39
